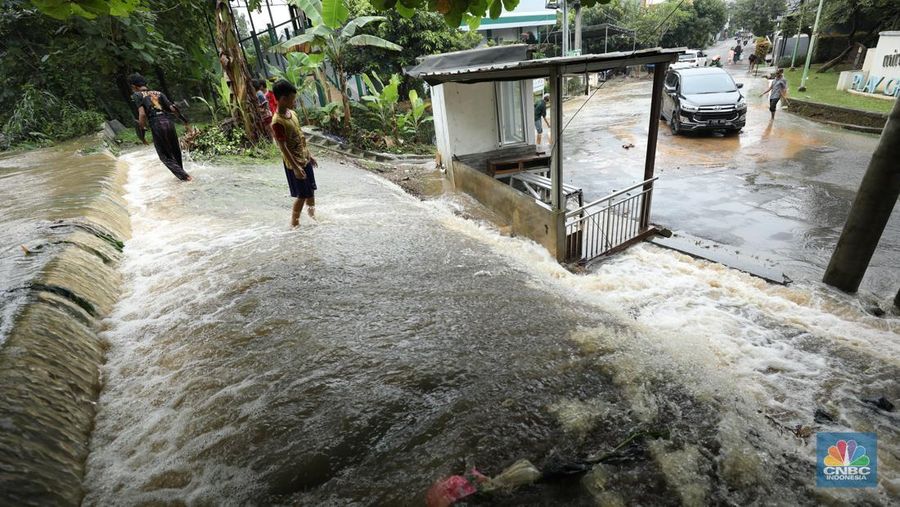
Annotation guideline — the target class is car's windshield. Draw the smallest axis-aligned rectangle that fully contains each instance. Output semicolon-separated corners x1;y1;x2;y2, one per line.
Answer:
678;54;697;62
681;73;736;94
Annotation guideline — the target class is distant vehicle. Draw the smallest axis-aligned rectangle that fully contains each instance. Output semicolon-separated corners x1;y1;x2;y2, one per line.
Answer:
670;50;707;69
660;67;746;135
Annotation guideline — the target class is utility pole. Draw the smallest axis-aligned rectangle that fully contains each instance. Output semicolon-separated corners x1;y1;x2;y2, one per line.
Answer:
574;1;583;53
798;0;823;91
823;99;900;293
561;0;569;56
790;1;805;69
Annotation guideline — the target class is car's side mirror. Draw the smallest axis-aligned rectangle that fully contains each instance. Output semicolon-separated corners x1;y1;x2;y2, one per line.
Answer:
736;83;744;89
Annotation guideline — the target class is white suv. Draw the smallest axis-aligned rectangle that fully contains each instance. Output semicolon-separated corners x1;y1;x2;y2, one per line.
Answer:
671;50;708;69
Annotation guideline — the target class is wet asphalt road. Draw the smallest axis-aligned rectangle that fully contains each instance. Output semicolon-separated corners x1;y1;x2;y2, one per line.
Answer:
552;40;899;300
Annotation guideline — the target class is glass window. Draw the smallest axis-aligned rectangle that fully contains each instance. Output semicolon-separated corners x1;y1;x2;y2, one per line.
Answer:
496;81;525;145
681;73;737;94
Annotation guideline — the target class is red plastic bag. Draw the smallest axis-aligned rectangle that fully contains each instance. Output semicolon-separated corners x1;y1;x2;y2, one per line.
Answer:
426;468;487;507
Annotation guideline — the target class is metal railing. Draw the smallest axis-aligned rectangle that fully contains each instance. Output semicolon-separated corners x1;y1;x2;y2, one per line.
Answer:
565;177;658;262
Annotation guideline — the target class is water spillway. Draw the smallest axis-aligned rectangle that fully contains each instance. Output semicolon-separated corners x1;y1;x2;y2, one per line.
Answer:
0;141;130;505
1;145;897;504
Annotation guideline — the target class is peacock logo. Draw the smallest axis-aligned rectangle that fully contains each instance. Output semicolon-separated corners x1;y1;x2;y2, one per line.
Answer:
817;432;877;488
823;440;870;467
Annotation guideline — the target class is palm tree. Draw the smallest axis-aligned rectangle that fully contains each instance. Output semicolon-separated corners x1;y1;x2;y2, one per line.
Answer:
275;0;401;131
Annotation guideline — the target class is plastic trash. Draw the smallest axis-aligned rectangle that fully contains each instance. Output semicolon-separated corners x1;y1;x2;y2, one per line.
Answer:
426;468;488;507
483;459;542;492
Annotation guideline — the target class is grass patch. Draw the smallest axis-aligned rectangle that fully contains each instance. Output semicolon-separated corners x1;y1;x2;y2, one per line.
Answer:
784;65;895;114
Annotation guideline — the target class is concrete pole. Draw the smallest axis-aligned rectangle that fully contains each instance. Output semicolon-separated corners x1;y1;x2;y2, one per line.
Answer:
550;65;564;211
798;0;823;91
550;64;567;261
561;0;569;56
789;3;805;69
823;98;900;292
605;25;609;53
574;3;582;52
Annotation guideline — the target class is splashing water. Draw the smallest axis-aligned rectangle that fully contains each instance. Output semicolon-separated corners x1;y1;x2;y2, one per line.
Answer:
81;149;898;505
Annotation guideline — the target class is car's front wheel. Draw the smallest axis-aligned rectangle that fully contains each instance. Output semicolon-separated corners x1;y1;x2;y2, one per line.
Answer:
669;114;681;135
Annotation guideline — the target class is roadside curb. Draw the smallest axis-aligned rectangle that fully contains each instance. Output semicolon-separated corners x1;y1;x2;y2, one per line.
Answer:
787;97;887;133
301;126;434;165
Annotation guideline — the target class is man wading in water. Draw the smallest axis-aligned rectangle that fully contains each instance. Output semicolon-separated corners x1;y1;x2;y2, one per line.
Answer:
760;68;789;121
271;79;317;228
129;73;193;181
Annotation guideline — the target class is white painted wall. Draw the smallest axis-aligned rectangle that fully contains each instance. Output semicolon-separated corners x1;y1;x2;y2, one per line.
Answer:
431;80;538;166
839;32;900;97
868;32;900;82
442;81;500;157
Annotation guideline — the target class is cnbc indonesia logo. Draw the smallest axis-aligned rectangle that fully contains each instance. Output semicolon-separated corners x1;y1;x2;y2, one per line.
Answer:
817;433;877;488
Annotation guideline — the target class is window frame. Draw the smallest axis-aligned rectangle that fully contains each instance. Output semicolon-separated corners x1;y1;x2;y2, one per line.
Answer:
494;80;528;147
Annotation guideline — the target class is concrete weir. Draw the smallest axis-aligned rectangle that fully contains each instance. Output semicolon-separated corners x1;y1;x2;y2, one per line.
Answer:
0;145;130;505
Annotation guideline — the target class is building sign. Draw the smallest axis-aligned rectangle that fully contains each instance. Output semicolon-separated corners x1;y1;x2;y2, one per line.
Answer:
837;31;900;99
850;73;900;97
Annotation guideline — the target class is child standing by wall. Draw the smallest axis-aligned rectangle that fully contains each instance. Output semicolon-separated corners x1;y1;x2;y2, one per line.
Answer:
271;80;317;228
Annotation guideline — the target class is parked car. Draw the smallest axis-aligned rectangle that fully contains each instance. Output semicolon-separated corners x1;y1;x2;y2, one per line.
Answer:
670;49;707;69
660;67;746;135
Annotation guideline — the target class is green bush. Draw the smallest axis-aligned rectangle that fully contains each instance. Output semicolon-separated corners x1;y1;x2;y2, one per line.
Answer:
185;123;279;160
187;124;249;158
776;55;806;68
1;86;104;148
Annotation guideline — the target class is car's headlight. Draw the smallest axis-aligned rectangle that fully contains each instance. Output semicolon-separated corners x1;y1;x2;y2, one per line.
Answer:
681;102;699;113
736;99;747;110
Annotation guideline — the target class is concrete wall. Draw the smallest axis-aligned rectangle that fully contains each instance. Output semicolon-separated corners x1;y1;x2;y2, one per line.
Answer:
452;160;564;259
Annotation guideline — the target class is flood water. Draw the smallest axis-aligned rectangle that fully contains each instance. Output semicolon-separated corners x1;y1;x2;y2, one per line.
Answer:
69;149;898;504
558;61;900;302
0;141;126;345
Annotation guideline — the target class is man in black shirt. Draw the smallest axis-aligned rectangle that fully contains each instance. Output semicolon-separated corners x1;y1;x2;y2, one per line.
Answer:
129;73;193;181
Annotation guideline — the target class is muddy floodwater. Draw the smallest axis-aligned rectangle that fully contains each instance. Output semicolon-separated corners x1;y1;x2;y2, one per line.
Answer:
50;148;893;505
0;97;898;502
556;48;899;302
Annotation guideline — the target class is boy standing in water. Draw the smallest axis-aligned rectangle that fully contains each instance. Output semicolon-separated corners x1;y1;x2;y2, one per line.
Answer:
271;80;317;228
129;73;193;181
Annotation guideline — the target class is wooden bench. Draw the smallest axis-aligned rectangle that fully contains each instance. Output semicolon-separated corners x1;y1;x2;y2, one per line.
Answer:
504;172;584;210
487;152;551;177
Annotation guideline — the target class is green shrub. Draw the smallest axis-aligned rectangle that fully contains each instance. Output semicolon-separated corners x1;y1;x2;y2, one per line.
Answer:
776;55;806;68
187;124;249;158
2;85;103;148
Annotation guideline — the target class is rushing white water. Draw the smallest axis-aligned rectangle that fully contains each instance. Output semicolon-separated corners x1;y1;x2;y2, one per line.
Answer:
84;149;898;505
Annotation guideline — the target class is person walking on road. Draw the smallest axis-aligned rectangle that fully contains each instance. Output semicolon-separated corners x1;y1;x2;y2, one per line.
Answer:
535;94;551;146
760;68;789;120
129;73;193;181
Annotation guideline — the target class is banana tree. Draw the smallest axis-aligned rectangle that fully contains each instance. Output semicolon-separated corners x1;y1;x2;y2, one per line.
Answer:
214;0;267;142
275;0;401;131
268;52;326;125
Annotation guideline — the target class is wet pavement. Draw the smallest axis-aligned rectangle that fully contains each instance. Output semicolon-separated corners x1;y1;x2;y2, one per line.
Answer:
553;41;899;301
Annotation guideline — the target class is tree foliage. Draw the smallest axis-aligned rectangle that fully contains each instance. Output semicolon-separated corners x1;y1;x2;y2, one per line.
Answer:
342;0;480;91
1;1;217;131
580;0;726;51
277;0;402;130
28;0;140;19
821;0;900;45
730;0;786;37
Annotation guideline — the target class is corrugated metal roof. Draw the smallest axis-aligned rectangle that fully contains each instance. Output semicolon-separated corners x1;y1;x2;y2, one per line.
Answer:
407;47;683;85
